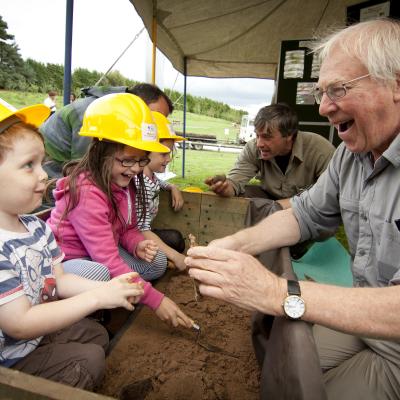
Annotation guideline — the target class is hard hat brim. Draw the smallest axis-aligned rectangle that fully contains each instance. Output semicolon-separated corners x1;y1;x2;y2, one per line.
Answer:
159;133;186;141
0;104;51;128
80;131;171;153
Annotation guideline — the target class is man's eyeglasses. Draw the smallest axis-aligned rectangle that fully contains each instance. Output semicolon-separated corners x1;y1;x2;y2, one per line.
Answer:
312;73;370;104
115;157;150;167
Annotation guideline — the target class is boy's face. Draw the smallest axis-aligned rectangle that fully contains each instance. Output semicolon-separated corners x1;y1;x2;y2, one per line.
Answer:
148;139;174;173
112;145;149;187
0;132;47;215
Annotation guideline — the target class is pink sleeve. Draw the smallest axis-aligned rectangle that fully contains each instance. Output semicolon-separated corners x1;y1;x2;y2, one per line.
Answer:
68;186;132;277
68;185;164;309
120;227;144;256
136;279;165;310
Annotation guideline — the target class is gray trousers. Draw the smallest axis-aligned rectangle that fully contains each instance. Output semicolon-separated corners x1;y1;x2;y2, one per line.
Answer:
314;325;400;400
12;319;109;391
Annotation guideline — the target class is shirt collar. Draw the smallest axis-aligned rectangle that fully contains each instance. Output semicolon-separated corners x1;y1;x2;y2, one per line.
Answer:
382;133;400;167
290;132;304;162
354;133;400;167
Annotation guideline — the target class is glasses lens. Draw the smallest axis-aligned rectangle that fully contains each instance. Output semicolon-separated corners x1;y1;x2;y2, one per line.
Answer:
327;86;346;101
139;158;150;167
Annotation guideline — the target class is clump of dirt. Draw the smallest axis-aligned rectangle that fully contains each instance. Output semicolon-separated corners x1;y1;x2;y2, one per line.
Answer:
98;271;260;400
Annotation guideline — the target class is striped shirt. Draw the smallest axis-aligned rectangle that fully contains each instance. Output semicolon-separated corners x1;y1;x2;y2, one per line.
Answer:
0;215;63;367
135;174;171;231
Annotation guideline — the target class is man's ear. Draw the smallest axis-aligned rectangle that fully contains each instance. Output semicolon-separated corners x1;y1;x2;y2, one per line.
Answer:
393;73;400;102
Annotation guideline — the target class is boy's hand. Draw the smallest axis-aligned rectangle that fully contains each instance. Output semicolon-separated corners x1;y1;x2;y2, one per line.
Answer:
136;240;158;262
154;296;194;328
95;272;144;311
170;185;184;211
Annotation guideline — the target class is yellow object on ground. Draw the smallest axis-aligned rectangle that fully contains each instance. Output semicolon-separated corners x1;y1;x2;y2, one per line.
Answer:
183;187;203;193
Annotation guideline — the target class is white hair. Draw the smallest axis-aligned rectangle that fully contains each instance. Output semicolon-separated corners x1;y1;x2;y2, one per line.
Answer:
312;18;400;83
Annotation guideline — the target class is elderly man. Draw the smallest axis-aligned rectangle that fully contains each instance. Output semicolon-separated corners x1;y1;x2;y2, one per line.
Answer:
40;83;173;178
187;19;400;400
205;103;335;209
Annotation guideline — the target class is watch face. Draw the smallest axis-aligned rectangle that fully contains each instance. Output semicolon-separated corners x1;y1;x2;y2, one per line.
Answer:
283;295;305;319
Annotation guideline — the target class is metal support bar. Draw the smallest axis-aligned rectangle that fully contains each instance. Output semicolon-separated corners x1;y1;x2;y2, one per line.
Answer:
63;0;74;106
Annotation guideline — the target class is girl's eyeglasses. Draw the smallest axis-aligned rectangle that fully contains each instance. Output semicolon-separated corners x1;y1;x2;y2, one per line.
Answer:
115;157;150;167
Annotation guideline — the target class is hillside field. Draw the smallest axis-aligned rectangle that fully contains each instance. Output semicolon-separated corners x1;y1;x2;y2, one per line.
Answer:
0;90;240;143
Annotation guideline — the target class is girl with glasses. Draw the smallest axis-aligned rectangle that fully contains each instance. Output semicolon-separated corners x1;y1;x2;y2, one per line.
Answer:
48;93;193;329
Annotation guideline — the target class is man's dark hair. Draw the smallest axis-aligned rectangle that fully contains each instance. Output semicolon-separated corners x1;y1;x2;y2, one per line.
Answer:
128;83;174;114
254;103;298;137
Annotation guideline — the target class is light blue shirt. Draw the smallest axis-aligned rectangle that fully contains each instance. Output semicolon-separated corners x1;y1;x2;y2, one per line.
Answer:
292;134;400;288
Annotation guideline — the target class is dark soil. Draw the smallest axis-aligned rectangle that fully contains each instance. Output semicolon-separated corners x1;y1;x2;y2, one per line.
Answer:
98;271;260;400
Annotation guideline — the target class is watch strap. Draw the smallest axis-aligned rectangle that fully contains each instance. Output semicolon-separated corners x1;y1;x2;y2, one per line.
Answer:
287;279;301;296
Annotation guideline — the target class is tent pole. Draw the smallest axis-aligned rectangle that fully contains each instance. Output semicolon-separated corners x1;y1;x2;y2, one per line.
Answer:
63;0;74;106
182;57;187;178
151;1;157;84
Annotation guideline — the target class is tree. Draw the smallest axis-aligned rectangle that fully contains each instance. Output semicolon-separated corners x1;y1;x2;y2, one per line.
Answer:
0;15;28;90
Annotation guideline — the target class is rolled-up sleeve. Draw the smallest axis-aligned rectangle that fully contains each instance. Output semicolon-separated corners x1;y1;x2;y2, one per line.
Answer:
227;141;260;195
291;147;344;242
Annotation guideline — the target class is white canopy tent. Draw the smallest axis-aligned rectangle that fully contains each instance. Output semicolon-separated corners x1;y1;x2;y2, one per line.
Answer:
129;0;362;80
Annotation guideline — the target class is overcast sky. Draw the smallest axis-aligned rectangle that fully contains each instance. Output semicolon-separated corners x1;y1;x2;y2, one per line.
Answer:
2;0;274;114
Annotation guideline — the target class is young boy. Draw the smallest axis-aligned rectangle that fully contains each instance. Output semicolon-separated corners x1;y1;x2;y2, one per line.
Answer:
0;99;143;390
136;111;187;270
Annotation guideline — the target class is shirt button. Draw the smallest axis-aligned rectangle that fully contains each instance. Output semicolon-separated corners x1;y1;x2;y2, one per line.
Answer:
359;249;366;256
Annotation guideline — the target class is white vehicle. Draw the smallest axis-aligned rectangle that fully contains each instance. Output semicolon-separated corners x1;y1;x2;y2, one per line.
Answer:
239;114;256;144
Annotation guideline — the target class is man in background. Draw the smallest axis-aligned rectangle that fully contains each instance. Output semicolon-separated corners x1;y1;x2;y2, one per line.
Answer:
205;103;335;209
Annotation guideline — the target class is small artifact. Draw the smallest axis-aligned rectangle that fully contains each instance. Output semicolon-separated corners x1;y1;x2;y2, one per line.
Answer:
210;174;226;185
188;234;199;302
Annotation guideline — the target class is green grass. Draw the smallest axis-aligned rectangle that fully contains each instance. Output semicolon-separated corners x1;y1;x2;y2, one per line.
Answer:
170;110;240;143
168;148;239;190
0;90;64;110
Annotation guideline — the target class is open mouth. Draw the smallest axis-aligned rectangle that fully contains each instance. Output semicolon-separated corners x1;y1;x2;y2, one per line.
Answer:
337;119;354;133
121;172;134;179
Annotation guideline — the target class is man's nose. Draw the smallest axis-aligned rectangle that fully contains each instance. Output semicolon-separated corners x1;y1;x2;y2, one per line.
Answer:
318;93;338;117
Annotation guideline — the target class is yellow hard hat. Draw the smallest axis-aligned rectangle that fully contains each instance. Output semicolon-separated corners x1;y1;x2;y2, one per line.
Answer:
151;111;185;141
0;98;50;133
79;93;169;153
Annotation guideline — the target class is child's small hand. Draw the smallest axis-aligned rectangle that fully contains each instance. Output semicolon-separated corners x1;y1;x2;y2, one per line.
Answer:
154;296;193;328
95;272;144;311
136;240;158;262
173;253;187;271
170;185;184;211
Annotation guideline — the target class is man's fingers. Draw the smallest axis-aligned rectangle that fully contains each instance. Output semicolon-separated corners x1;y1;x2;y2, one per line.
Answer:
186;245;238;261
188;268;225;288
198;284;226;301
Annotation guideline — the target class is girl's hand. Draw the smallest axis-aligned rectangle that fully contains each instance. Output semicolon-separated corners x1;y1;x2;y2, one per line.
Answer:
136;240;158;262
154;296;194;328
170;185;184;211
172;253;187;271
94;272;144;311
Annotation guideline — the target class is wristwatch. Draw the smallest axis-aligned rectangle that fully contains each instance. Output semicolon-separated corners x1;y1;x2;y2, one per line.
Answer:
282;279;305;320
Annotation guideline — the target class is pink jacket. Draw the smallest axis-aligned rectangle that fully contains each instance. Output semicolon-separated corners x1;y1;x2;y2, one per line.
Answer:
48;173;164;310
